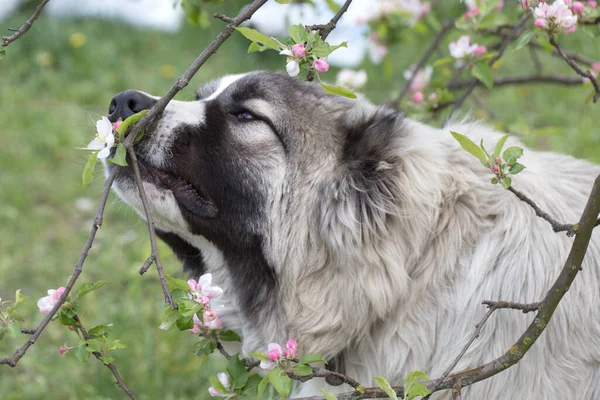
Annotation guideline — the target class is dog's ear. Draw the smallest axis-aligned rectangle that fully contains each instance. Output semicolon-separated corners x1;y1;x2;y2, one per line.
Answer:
155;230;205;277
325;108;404;241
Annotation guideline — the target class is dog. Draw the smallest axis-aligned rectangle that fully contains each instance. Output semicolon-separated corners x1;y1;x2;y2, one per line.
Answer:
104;71;600;398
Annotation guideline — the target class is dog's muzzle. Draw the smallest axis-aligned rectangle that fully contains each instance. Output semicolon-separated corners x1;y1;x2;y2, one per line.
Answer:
108;90;157;122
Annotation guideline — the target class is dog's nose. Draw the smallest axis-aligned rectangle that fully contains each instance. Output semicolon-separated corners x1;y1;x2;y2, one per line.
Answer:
108;90;157;122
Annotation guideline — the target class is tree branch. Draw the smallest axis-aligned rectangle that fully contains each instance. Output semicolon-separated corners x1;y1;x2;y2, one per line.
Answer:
447;74;584;89
482;300;540;313
548;35;600;102
75;316;138;400
443;12;531;127
1;0;51;47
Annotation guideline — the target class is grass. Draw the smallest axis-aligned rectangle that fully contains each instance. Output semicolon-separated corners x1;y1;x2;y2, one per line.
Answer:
0;2;599;399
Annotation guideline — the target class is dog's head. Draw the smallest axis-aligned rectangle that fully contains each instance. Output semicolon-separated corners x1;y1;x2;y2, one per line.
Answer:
106;71;406;355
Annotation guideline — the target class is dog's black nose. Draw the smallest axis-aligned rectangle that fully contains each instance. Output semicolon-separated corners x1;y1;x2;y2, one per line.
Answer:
108;90;157;122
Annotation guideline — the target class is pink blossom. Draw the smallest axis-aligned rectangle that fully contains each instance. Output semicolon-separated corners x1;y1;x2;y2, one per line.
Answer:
189;314;202;334
572;1;585;13
286;339;298;350
588;1;597;8
534;0;578;32
449;35;479;59
535;17;548;28
465;7;480;18
59;345;69;355
203;309;217;323
412;91;424;103
403;65;432;93
563;25;577;33
314;59;329;73
208;387;222;397
291;43;306;58
205;316;222;330
187;273;223;304
260;343;283;370
284;339;298;358
521;0;531;9
492;165;500;174
592;62;600;76
474;45;487;56
284;347;296;358
217;372;230;389
268;347;281;362
494;157;501;165
497;0;504;9
113;120;122;131
37;287;66;314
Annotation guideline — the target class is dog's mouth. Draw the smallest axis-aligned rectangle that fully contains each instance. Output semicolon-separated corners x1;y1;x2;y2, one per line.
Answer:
135;159;218;219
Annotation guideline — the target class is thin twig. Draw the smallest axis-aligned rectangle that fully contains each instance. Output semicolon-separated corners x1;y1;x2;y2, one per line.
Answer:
289;366;362;390
447;74;584;89
443;13;531;127
75;316;138;400
548;35;600;102
482;300;540;313
216;342;231;360
1;0;51;47
1;169;118;367
391;20;455;108
527;41;596;68
305;0;353;81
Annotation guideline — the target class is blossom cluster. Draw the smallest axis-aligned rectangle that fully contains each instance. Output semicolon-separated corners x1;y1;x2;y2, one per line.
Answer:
528;0;597;34
463;0;505;19
280;43;329;77
187;274;224;333
260;339;298;370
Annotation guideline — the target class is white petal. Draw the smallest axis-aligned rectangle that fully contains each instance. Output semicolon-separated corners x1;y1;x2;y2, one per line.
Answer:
87;139;105;150
198;273;213;290
204;286;223;299
286;61;300;77
279;49;292;56
260;360;276;370
96;117;113;136
267;343;283;353
97;147;111;159
217;372;230;389
105;132;115;148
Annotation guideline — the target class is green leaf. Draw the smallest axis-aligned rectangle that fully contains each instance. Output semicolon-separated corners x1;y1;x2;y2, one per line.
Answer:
165;275;191;292
88;324;113;339
220;330;242;342
257;374;270;399
75;345;91;363
82;152;98;188
241;374;263;397
500;177;512;189
84;338;102;352
209;376;228;394
6;289;27;314
299;354;328;365
108;143;127;166
509;162;526;175
450;131;488;166
432;57;454;67
99;356;114;365
6;321;21;339
325;0;341;12
228;354;249;389
75;281;107;300
491;177;499;184
108;339;127;351
176;315;194;331
159;307;180;331
275;0;292;3
493;134;510;159
268;368;291;398
374;376;398;400
502;146;524;165
404;371;429;400
116;109;149;137
321;389;338;400
293;364;313;376
252;351;269;361
196;337;217;357
320;83;357;99
472;63;494;90
235;27;280;51
513;31;537;52
311;41;347;57
289;24;308;44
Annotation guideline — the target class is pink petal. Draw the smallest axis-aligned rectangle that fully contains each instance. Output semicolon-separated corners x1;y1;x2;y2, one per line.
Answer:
198;273;212;290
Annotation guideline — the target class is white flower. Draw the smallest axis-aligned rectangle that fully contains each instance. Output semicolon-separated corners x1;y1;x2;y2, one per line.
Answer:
280;49;301;77
534;0;578;32
37;287;65;314
336;69;368;90
449;35;479;59
187;273;223;304
87;116;115;159
403;65;433;93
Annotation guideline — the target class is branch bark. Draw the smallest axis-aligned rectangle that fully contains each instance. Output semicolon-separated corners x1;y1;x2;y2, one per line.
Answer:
1;0;51;47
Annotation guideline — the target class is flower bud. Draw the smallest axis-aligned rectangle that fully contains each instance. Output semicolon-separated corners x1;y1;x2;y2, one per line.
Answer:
267;348;281;362
291;43;306;58
113;120;123;132
412;91;424;103
494;157;501;165
203;309;217;323
572;1;585;13
208;387;222;397
286;339;298;350
59;345;69;355
588;1;597;8
284;347;297;358
535;18;548;29
492;165;500;174
474;45;487;56
314;59;329;73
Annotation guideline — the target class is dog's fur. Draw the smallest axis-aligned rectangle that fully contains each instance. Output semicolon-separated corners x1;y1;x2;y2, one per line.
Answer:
106;71;600;398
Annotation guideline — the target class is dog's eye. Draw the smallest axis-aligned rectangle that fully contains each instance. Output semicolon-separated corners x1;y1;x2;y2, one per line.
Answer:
234;111;256;121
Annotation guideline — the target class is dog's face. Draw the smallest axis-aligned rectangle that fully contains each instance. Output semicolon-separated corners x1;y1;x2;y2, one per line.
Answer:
106;71;404;354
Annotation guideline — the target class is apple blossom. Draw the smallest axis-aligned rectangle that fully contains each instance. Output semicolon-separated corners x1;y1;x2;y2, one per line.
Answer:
336;69;368;90
113;120;122;131
87;117;115;159
474;45;487;56
286;339;298;350
291;43;306;58
284;339;298;358
208;387;222;397
449;35;479;60
314;59;329;73
572;1;585;13
203;309;217;323
403;65;432;93
204;315;222;330
492;165;500;174
208;372;230;395
588;1;597;8
37;287;66;314
412;91;424;103
535;17;549;28
280;49;300;77
59;345;69;355
187;273;223;304
189;314;202;334
534;0;578;33
260;343;283;370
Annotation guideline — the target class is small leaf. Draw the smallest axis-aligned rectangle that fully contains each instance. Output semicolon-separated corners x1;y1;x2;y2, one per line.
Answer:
84;339;102;352
257;374;270;399
509;162;526;175
252;351;269;361
6;321;21;339
500;177;512;189
450;131;488;166
99;356;114;365
320;83;357;98
325;0;341;12
269;368;292;398
165;275;191;292
228;354;249;389
374;376;398;400
293;364;313;376
109;143;127;166
321;389;338;400
82;152;98;188
88;324;113;339
220;330;242;342
502;146;524;165
241;374;263;396
108;339;127;351
491;178;499;184
299;354;328;365
235;27;281;51
493;134;510;159
472;63;494;89
432;57;454;67
176;315;194;331
75;281;107;300
116;109;149;137
196;337;217;356
209;376;228;394
289;24;308;44
75;345;91;363
513;31;536;52
404;370;429;400
159;308;180;331
406;383;430;400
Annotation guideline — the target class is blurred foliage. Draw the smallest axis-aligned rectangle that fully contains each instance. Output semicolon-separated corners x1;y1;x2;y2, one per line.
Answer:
0;0;599;399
